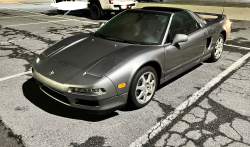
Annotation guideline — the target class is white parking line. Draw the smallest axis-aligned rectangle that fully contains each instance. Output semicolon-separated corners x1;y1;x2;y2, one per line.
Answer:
0;14;40;19
130;51;250;147
0;6;99;25
0;71;32;82
6;19;77;27
225;44;250;50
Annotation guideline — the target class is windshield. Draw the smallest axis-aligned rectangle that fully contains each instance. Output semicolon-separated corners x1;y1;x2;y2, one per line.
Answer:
95;10;171;45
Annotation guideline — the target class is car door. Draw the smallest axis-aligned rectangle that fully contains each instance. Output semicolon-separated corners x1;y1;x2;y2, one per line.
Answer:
164;11;209;80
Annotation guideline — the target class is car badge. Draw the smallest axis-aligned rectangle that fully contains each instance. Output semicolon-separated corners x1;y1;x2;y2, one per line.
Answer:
49;71;54;75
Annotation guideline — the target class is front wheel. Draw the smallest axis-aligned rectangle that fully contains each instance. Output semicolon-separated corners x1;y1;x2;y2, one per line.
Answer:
209;34;224;62
128;66;158;108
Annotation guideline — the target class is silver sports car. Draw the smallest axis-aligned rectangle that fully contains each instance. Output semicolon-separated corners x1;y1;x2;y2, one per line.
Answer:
32;7;231;114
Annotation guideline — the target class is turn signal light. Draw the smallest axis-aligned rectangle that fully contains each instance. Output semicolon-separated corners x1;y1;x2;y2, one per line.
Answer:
118;83;126;88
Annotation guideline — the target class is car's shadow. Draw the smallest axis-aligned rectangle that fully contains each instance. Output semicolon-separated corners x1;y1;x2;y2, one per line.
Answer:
157;63;203;90
43;10;115;21
22;78;118;122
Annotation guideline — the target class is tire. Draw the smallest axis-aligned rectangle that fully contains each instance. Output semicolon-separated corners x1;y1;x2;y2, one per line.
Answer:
90;4;101;20
209;34;224;62
128;66;158;108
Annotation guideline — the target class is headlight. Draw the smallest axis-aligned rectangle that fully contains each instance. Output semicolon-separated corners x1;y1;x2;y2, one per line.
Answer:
68;87;106;95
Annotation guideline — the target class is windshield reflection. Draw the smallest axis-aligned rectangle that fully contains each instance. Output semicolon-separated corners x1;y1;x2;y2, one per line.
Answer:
95;11;171;45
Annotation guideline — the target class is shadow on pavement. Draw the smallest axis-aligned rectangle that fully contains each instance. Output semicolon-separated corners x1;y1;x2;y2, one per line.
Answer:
22;78;118;122
158;63;202;90
42;10;115;21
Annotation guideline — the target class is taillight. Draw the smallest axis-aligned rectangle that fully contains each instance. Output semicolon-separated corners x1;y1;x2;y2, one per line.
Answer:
109;0;114;4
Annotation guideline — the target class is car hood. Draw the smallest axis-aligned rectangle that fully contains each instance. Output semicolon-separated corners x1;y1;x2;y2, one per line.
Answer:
46;35;148;69
35;34;150;82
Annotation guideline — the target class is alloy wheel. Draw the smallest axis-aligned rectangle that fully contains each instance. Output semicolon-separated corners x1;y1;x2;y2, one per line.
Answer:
214;37;224;59
135;71;156;104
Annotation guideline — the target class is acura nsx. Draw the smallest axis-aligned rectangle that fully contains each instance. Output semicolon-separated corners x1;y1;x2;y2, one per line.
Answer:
32;7;231;114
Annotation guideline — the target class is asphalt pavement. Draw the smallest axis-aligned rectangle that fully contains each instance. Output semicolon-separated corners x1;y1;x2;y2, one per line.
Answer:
146;58;250;147
0;2;249;147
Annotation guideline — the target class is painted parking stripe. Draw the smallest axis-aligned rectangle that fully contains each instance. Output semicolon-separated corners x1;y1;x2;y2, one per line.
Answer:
225;44;250;50
0;14;41;19
0;71;32;82
0;4;52;9
0;6;99;24
6;19;78;27
130;51;250;147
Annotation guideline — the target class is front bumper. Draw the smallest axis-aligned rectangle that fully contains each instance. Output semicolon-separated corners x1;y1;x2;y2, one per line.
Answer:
33;69;127;113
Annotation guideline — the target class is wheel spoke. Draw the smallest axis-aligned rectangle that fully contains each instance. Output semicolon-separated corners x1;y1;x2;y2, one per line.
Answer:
136;91;144;100
220;38;223;44
146;73;152;83
143;93;148;102
136;85;145;91
215;50;218;55
148;88;153;94
141;76;146;85
149;80;155;86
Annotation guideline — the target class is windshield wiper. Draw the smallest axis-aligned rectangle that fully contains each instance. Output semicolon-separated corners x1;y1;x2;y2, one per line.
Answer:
105;37;139;45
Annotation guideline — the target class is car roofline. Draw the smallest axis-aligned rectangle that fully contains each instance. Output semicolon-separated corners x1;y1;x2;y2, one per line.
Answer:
126;9;174;15
141;6;186;13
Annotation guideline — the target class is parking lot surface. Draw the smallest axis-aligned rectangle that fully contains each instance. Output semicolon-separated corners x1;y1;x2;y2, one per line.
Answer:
0;3;250;147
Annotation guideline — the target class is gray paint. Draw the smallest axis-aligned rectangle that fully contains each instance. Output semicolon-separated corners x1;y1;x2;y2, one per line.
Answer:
32;8;231;112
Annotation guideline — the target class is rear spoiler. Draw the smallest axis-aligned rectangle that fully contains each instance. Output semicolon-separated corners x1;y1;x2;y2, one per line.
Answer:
195;12;224;20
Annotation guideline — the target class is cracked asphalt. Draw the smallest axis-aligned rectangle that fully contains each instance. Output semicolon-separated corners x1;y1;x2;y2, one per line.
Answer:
0;2;249;147
148;59;250;147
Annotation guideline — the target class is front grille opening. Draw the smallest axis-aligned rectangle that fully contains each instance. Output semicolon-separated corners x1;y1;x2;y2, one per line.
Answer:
40;86;70;105
75;99;99;107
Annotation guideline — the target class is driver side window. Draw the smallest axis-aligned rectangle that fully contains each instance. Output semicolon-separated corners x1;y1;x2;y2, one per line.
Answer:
166;11;200;43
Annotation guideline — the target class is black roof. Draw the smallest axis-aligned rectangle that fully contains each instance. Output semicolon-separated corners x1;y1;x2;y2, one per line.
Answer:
141;7;186;13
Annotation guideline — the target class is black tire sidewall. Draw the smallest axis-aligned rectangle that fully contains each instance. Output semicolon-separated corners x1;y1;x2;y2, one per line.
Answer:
90;4;101;20
128;66;158;108
210;34;224;62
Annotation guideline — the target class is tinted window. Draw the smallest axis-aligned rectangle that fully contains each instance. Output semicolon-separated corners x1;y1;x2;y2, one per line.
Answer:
96;11;171;45
167;11;199;43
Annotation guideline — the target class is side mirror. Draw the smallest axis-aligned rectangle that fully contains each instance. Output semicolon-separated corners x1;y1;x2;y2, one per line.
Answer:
171;34;188;46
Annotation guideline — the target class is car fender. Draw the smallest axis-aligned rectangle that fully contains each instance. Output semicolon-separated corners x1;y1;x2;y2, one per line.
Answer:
105;46;165;95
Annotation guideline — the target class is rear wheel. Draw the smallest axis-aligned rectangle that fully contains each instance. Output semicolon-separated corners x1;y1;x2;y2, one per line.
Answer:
90;4;101;20
209;34;224;62
128;66;158;108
